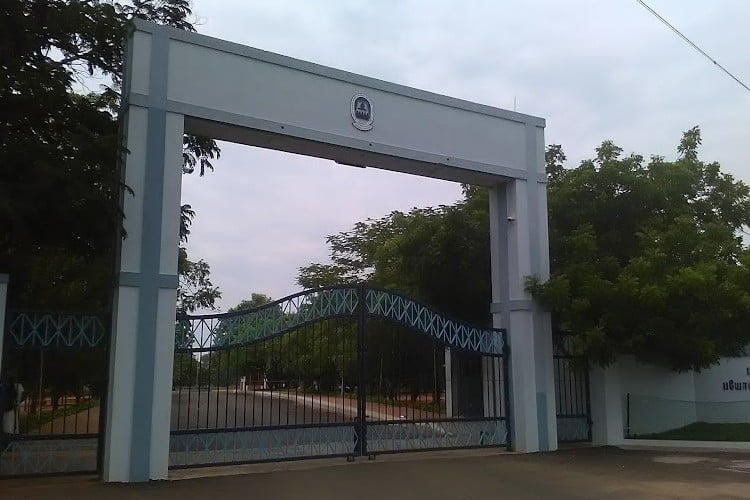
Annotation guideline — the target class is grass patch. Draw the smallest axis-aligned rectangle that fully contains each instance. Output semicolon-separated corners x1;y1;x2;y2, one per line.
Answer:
18;399;99;433
637;422;750;442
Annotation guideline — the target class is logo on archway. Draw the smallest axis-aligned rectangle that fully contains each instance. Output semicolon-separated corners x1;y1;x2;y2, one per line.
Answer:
351;94;374;131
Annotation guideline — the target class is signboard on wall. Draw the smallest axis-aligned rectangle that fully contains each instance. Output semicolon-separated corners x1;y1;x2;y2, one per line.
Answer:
721;367;750;391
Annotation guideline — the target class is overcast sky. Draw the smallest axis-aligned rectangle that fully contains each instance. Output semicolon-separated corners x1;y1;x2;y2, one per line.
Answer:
179;0;750;310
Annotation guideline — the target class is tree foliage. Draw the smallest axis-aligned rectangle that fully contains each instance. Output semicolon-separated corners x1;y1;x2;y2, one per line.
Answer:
528;127;750;370
176;205;220;314
0;0;220;313
176;247;220;314
0;1;221;407
300;128;750;371
298;187;491;325
228;294;275;312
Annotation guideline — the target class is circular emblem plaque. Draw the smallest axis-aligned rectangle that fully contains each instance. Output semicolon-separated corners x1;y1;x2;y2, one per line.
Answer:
351;94;374;131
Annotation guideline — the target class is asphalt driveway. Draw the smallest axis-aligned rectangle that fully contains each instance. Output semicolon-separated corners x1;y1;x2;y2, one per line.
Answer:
2;446;749;499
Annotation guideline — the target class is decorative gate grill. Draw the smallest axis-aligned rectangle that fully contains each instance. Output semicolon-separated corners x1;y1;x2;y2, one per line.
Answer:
169;285;509;468
0;312;108;476
553;347;591;443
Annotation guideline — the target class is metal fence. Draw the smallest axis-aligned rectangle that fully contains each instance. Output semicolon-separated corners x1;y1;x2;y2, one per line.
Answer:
169;285;510;468
1;312;107;476
553;353;591;443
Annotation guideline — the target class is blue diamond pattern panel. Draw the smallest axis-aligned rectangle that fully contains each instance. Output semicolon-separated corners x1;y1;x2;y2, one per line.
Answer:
366;419;508;453
7;313;106;348
176;287;359;350
365;289;504;355
0;437;98;475
169;425;358;467
175;286;506;355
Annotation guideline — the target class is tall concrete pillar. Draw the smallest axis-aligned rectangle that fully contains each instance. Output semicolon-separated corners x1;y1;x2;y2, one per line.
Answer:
103;29;184;482
488;124;557;452
590;361;625;445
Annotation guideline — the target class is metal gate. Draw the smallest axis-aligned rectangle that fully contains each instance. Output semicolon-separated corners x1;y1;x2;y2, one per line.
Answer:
169;285;509;468
0;312;108;476
553;346;591;443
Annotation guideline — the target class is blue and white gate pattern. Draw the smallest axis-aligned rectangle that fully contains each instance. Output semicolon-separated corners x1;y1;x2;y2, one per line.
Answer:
169;285;510;468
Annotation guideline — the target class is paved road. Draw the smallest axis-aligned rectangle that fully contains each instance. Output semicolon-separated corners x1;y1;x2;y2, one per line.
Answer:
170;389;349;430
3;447;750;499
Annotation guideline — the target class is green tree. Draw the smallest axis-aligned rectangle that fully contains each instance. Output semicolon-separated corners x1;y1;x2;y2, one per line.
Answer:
201;294;278;386
297;199;491;404
176;205;220;314
196;293;362;392
1;0;222;410
528;127;750;371
301;128;750;371
1;0;220;314
229;294;275;312
172;352;199;388
298;189;491;325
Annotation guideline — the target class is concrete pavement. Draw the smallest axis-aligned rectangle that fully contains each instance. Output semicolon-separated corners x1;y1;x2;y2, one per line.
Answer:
2;447;750;499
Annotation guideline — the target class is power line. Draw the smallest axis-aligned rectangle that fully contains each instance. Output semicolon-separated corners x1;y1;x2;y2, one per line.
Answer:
634;0;749;92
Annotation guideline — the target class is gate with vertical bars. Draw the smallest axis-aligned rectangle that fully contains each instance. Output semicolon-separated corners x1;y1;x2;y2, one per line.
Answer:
0;312;108;476
553;341;592;443
169;284;510;468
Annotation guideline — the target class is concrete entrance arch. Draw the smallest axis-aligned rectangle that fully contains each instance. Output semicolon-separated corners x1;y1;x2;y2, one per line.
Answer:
106;20;555;482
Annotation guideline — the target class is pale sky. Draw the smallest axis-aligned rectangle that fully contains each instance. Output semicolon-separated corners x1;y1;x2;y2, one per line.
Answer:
180;0;750;310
